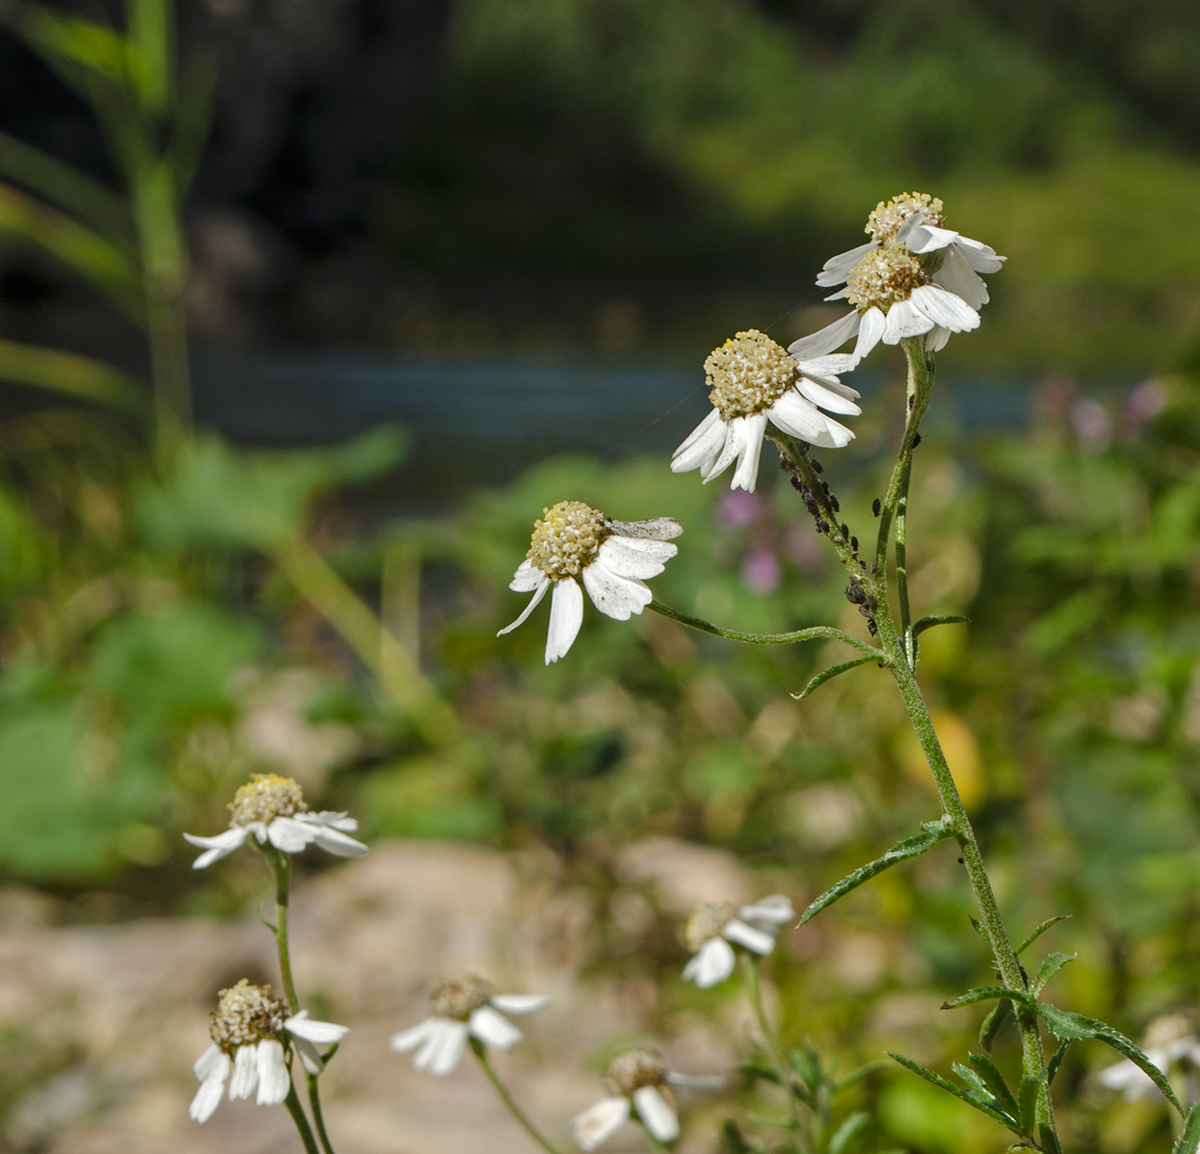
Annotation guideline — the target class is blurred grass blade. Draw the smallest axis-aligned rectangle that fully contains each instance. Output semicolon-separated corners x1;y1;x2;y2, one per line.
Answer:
0;130;132;239
827;1112;868;1154
0;339;147;413
170;54;216;194
0;183;143;321
127;0;173;114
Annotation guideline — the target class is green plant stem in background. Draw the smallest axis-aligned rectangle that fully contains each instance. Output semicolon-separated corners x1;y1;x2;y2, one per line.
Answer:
284;1082;321;1154
739;953;809;1150
470;1038;565;1154
648;601;876;655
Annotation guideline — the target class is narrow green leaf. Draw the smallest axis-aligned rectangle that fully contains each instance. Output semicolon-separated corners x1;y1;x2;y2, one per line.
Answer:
833;1059;890;1091
952;1062;994;1100
887;1053;1022;1135
720;1119;762;1154
980;999;1014;1051
1015;916;1071;957
127;0;174;114
1037;1005;1185;1117
1173;1103;1200;1154
169;55;217;195
1031;952;1076;995
734;1062;779;1084
798;820;956;926
942;986;1028;1011
967;1053;1018;1116
0;339;146;413
792;654;878;701
911;614;969;639
16;5;130;85
828;1112;869;1154
1016;1075;1041;1138
1046;1040;1069;1085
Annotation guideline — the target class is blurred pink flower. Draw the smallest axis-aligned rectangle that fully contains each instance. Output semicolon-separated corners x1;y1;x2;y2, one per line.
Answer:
742;547;781;594
716;489;762;530
1071;398;1112;453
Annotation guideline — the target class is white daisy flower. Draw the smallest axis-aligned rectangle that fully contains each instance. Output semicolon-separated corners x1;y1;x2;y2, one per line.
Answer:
681;895;795;988
189;980;351;1123
571;1048;721;1151
183;773;367;868
389;973;550;1077
794;192;1004;365
1098;1014;1200;1103
498;501;682;664
671;329;859;494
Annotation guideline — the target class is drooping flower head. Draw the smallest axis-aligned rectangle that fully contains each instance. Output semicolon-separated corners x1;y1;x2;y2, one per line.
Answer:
671;330;860;494
183;773;368;868
682;895;795;988
572;1048;679;1150
499;502;682;663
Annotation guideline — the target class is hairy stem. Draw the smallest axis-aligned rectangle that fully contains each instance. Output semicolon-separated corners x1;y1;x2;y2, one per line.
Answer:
471;1039;564;1154
648;600;876;655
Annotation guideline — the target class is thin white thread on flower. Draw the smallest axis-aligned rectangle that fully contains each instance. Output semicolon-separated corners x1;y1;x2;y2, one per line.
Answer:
681;895;795;988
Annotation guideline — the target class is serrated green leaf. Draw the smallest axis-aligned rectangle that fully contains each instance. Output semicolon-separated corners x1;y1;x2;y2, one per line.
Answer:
967;1053;1018;1116
980;999;1014;1052
1173;1103;1200;1154
1016;1075;1041;1138
792;654;878;701
1037;1005;1185;1116
798;820;956;925
953;1061;993;1099
1015;916;1071;957
828;1112;869;1154
1031;952;1076;995
942;985;1028;1010
887;1052;1023;1134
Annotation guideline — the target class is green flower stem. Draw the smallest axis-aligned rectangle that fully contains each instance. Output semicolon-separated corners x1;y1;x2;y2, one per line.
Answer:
647;601;877;656
304;1070;337;1154
284;1080;321;1154
470;1038;565;1154
644;1133;671;1153
739;954;809;1152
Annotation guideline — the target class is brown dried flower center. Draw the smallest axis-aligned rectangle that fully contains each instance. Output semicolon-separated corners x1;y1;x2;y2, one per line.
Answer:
526;501;610;579
867;192;945;243
606;1047;667;1096
228;773;307;827
209;979;285;1052
705;330;796;421
683;902;736;952
430;974;496;1020
844;243;929;313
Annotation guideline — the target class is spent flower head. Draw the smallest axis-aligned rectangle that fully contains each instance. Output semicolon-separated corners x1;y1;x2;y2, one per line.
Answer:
209;979;286;1052
682;895;794;988
867;192;945;242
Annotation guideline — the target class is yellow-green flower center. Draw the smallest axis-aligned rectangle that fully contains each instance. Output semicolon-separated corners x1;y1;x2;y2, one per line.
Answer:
844;243;929;313
683;901;735;952
867;191;944;243
430;973;496;1019
209;979;285;1052
526;501;610;579
705;330;796;421
228;773;307;827
606;1047;668;1096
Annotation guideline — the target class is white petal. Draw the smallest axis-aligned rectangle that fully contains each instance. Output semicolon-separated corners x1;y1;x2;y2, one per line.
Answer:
739;894;795;925
881;299;933;344
608;517;684;541
571;1097;631;1152
794;376;862;416
490;994;551;1015
898;221;959;254
910;284;979;333
266;816;317;853
582;561;652;621
416;1019;468;1076
788;310;860;359
671;408;723;464
509;559;544;593
545;577;585;664
183;827;247;869
700;417;744;484
815;241;875;287
309;826;369;858
792;353;858;380
731;412;768;493
666;1072;725;1090
245;821;269;843
189;1052;231;1123
497;576;551;637
194;1044;226;1082
934;244;989;309
852;306;885;362
295;811;358;832
953;234;1005;273
925;325;951;353
295;1038;325;1075
768;391;854;449
256;1039;290;1106
389;1018;437;1054
469;1005;524;1051
285;1012;351;1045
723;918;776;954
1098;1059;1158;1101
228;1043;259;1100
598;535;676;580
682;936;737;988
633;1086;679;1142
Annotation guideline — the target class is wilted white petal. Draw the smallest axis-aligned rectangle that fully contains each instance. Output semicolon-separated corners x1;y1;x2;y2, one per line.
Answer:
633;1086;680;1142
183;827;247;869
934;244;989;309
509;559;544;592
497;576;550;637
297;810;358;832
672;408;723;460
816;241;875;287
739;894;795;925
309;826;369;858
666;1072;726;1090
389;1018;437;1054
295;1038;325;1075
545;577;585;664
468;1005;524;1051
722;918;776;954
854;306;886;361
597;535;676;580
910;284;979;332
609;517;684;541
228;1043;259;1100
954;234;1006;273
490;994;551;1015
266;816;317;853
682;936;737;988
582;561;652;621
701;417;745;484
189;1051;231;1123
897;220;960;254
881;298;933;344
285;1011;351;1045
794;376;862;416
256;1039;290;1106
793;353;858;379
731;412;768;493
788;310;861;359
571;1096;631;1152
194;1043;226;1082
416;1019;468;1076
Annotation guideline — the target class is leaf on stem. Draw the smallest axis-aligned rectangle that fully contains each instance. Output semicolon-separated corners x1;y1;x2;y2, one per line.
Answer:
828;1112;869;1154
792;654;879;701
1016;1075;1042;1138
833;1059;891;1091
911;615;969;640
1015;916;1071;956
1046;1040;1069;1085
967;1054;1019;1117
719;1119;763;1154
797;820;957;926
1030;952;1076;996
886;1052;1022;1134
0;338;146;413
979;999;1014;1051
1037;1005;1186;1116
1174;1103;1200;1154
942;986;1031;1011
